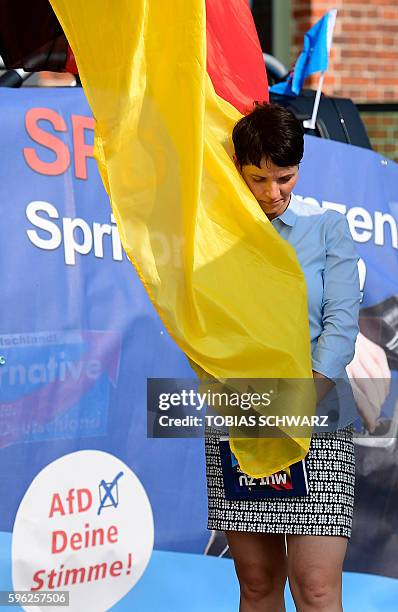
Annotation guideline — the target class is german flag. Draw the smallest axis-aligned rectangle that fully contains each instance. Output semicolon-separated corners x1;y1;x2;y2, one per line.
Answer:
2;0;314;477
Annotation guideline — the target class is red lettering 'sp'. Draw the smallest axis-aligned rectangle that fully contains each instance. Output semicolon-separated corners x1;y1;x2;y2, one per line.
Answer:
72;114;94;180
24;107;70;176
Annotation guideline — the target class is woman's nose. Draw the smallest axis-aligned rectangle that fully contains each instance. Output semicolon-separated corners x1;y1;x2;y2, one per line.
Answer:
264;181;280;201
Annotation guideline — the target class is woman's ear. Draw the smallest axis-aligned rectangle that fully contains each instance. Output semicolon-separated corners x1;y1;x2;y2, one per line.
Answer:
232;154;241;172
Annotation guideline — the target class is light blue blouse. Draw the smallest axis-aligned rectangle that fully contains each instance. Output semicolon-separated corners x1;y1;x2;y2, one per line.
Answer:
271;193;361;429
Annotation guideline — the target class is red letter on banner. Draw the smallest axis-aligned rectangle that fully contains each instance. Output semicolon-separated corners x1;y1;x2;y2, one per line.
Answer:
24;107;70;176
72;115;95;180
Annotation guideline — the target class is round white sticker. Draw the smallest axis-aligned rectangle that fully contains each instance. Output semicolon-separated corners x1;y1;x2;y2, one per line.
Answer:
12;450;154;612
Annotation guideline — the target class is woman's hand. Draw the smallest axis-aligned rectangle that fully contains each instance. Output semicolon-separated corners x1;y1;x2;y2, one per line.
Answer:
312;370;334;403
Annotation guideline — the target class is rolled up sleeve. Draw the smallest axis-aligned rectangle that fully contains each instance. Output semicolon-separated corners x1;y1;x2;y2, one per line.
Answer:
312;212;361;380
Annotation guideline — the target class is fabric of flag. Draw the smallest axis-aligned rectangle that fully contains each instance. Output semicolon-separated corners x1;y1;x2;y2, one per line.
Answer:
206;0;268;113
270;9;337;97
48;0;315;477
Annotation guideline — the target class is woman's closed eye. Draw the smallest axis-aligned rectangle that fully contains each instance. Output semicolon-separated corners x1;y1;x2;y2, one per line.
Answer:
251;175;293;184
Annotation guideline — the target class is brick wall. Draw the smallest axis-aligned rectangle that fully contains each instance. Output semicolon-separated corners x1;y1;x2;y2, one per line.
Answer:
291;0;398;101
361;111;398;162
290;0;398;160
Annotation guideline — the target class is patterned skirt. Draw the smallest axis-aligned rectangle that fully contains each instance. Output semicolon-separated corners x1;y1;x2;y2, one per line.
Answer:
205;425;355;538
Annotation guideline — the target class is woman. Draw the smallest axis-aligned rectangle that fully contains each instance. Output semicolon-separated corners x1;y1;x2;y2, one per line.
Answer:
205;103;361;612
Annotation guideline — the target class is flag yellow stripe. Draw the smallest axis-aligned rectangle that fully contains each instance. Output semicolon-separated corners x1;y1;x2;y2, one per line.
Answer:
49;0;314;476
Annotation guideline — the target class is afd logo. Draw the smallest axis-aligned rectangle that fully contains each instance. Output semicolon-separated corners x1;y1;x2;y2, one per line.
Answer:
0;330;120;448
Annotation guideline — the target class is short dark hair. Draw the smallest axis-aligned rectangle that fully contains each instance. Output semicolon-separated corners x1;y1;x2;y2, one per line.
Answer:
232;102;304;168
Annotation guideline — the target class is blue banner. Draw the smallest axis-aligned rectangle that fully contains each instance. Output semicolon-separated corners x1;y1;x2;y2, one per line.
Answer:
1;88;398;610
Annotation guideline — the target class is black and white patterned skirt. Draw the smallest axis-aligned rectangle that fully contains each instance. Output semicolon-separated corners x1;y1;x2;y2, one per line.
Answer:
205;425;355;538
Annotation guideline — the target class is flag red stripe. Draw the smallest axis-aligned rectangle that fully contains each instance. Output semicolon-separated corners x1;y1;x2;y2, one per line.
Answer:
206;0;269;114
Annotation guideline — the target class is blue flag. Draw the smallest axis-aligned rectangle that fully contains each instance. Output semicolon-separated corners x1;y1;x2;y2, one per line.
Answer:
270;9;337;97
